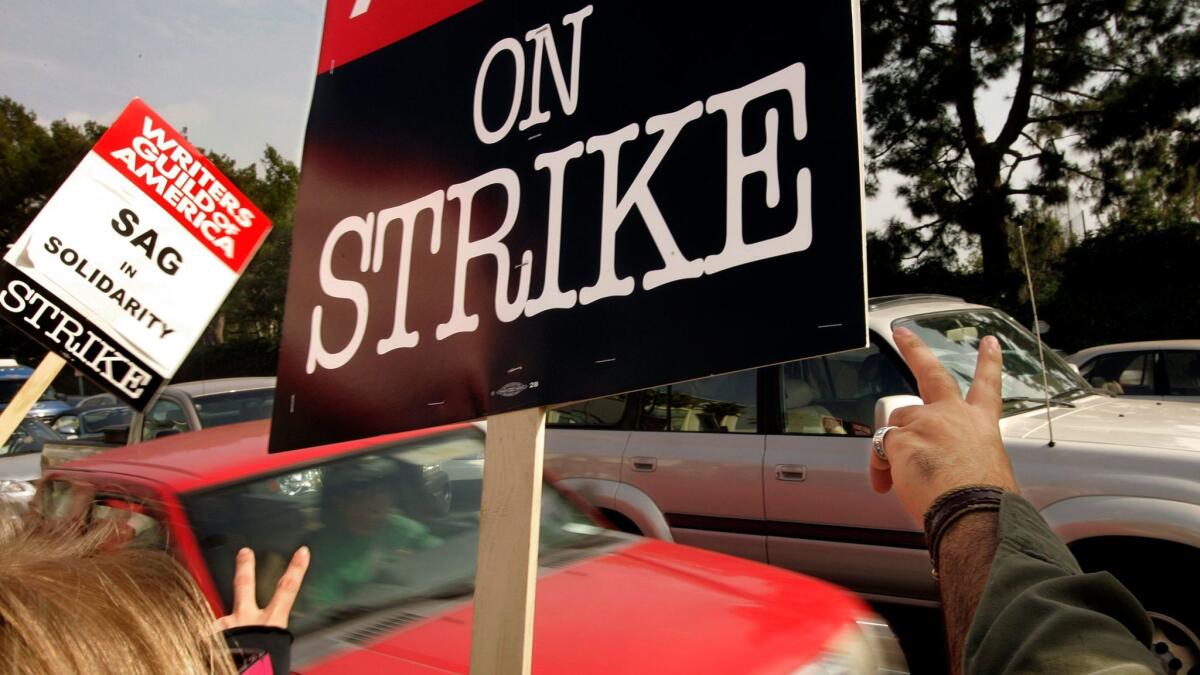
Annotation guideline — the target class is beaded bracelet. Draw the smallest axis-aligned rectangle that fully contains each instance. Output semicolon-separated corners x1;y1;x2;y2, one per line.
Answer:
922;485;1006;579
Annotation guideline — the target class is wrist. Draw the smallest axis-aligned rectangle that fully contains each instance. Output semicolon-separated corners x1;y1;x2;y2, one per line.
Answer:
923;485;1007;579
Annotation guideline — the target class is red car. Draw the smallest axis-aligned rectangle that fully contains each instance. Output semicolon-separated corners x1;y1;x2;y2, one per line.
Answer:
36;421;907;673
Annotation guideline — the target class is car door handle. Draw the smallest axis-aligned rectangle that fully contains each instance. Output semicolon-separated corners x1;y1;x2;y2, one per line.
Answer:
774;464;807;482
630;456;657;472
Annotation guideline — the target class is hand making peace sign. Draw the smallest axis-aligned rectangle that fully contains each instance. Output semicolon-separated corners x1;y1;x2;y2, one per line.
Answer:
871;326;1019;522
214;546;311;631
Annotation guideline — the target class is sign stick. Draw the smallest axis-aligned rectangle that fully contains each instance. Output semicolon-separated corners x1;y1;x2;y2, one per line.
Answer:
469;407;546;675
0;352;66;445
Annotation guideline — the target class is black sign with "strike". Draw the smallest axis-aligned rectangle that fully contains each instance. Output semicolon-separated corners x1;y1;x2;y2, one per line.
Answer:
270;0;867;452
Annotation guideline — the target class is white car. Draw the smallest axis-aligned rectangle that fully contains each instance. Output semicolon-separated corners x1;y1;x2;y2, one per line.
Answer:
545;295;1200;667
1068;340;1200;402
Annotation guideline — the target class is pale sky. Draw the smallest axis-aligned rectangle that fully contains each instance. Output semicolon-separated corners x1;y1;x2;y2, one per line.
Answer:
0;1;1026;233
0;1;323;167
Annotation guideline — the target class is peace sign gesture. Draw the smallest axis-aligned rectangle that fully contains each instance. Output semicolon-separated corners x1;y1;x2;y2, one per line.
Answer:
214;546;311;631
870;327;1018;522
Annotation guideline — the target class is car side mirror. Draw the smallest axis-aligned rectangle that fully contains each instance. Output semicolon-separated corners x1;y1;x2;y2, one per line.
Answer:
53;416;79;437
875;395;925;431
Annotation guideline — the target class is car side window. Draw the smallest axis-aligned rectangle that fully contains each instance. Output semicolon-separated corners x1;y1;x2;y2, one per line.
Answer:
1085;352;1156;395
1163;351;1200;396
635;371;757;433
1;419;46;456
547;394;629;428
782;356;851;436
92;498;167;550
142;399;190;441
782;346;913;436
36;481;166;550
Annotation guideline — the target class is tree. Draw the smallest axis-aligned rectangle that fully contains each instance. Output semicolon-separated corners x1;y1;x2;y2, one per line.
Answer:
862;0;1200;301
0;98;104;368
0;97;103;245
203;146;299;344
1046;221;1200;352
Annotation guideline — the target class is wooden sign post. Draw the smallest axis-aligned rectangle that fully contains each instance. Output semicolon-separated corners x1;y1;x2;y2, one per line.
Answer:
0;353;66;446
469;408;546;674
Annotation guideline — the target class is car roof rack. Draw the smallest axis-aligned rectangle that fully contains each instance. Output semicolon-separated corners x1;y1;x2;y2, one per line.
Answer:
868;294;965;309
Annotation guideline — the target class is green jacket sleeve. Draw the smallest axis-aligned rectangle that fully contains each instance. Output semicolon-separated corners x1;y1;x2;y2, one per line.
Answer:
964;493;1162;674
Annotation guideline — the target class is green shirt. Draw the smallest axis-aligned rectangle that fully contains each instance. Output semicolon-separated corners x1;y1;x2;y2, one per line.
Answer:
301;514;442;611
965;494;1162;674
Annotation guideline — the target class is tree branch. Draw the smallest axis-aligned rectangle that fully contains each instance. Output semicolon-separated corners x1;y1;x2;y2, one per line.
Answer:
1005;152;1048;184
952;0;986;163
1030;110;1103;124
995;4;1040;151
1006;186;1050;196
902;225;951;261
1063;164;1103;182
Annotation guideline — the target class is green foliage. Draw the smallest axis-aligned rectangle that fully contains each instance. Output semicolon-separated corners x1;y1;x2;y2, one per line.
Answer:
203;146;299;343
0;97;104;244
0;98;105;367
174;338;280;381
867;226;990;303
863;0;1200;298
1045;222;1200;352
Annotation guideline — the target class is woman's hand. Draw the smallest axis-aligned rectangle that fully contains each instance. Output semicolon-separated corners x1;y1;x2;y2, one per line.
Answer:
215;546;311;631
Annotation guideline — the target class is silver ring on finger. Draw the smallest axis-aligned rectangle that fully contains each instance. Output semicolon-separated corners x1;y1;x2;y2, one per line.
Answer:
872;425;898;462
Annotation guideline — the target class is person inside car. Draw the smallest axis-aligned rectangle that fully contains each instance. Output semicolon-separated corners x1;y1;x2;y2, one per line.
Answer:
872;327;1161;674
298;456;442;613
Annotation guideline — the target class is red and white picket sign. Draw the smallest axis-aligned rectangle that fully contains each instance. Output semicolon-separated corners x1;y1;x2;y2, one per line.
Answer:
0;99;272;409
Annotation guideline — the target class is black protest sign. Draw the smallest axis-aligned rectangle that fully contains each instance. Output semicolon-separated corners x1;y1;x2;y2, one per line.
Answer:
271;0;866;451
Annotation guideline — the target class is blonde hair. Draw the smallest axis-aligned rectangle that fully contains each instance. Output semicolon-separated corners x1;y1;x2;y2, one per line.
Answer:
0;513;237;675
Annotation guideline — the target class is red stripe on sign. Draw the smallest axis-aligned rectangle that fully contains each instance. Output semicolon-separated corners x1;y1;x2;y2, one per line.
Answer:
91;99;272;275
317;0;483;74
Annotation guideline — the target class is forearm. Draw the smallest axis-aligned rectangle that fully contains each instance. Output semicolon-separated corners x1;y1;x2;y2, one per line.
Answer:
935;510;1000;674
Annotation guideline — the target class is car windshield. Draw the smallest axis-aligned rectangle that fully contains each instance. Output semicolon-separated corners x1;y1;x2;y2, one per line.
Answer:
192;389;274;428
0;418;61;456
895;310;1092;413
182;428;618;636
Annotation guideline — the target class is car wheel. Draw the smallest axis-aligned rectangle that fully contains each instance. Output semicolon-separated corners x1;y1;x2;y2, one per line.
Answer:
1077;541;1200;675
1148;611;1200;675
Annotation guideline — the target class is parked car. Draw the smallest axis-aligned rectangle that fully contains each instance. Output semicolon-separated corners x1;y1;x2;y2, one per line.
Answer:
135;376;277;442
33;421;906;673
545;294;1200;665
1067;340;1200;402
0;417;64;512
40;377;276;468
0;359;72;421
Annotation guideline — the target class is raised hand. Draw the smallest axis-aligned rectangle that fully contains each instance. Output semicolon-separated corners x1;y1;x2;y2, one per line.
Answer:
870;327;1018;522
214;546;311;631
